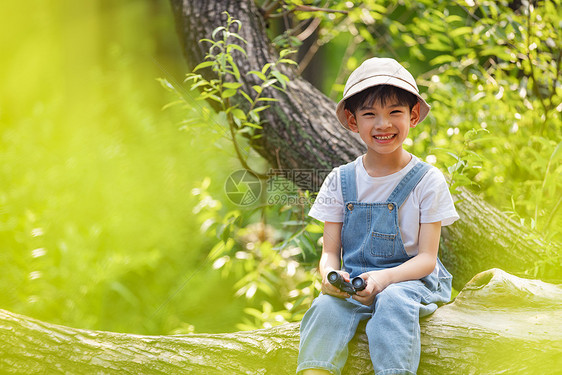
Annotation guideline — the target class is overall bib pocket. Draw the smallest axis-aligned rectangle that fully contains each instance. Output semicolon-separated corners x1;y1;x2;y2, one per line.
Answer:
370;231;396;258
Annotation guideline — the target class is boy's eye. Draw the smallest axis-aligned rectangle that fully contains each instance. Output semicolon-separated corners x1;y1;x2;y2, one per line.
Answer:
391;110;402;114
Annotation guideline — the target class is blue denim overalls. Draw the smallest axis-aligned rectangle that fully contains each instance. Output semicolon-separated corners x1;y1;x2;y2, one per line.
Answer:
297;160;453;375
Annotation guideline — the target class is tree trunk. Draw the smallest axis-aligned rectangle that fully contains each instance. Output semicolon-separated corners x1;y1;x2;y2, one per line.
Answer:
169;0;560;288
1;269;560;374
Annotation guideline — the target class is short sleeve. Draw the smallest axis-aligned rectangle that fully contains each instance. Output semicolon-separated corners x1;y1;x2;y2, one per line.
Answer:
308;167;345;223
418;167;459;226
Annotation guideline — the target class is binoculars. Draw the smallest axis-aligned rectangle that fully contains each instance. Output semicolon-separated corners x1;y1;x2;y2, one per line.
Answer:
327;271;366;295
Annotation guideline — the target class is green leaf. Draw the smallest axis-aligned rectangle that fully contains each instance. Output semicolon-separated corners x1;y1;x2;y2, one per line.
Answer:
369;3;387;13
242;122;263;129
228;59;241;81
201;93;222;103
249;70;267;81
401;34;417;46
240;90;253;104
256;97;278;102
445;152;460;161
429;55;456;65
184;74;202;82
445;15;464;23
230;108;247;120
262;79;277;89
278;58;298;65
272;70;289;83
222;82;243;89
229;32;248;44
479;46;510;59
252;105;270;113
249;110;260;123
221;89;237;98
252;85;263;94
453;47;474;57
448;161;465;174
227;43;247;57
279;49;296;58
193;61;215;72
157;78;175;91
450;26;473;38
220;224;231;243
211;26;226;40
261;63;272;75
190;79;211;91
451;174;475;188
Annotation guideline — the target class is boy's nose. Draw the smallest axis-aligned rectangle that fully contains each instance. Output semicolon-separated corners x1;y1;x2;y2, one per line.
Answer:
374;116;391;129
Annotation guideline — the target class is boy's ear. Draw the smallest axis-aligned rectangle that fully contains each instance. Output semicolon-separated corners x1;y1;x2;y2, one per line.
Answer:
345;109;359;132
410;102;421;128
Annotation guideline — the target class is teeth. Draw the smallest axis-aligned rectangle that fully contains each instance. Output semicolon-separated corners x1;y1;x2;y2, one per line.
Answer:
374;135;394;140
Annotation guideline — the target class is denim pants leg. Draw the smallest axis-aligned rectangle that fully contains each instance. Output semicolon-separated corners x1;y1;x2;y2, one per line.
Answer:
366;281;427;375
297;293;372;375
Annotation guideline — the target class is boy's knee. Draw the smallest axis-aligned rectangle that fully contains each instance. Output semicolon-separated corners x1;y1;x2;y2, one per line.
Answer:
314;293;347;307
307;294;343;317
375;282;421;310
303;294;361;329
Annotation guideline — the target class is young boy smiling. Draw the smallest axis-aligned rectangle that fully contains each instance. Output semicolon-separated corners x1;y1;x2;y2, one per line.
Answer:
297;58;459;375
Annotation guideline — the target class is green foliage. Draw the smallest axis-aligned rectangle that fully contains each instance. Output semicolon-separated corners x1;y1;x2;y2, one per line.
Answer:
0;2;247;335
190;178;322;330
431;128;493;196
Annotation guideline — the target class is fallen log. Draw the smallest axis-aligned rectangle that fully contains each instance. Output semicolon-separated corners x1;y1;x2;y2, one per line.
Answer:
1;269;560;374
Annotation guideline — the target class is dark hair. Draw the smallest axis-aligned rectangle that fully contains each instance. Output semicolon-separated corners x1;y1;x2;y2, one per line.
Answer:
343;85;418;114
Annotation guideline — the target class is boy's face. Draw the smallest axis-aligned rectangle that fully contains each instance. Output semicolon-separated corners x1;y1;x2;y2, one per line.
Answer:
345;99;420;157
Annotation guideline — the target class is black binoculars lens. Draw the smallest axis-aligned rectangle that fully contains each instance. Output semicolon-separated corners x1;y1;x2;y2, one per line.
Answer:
328;271;339;282
352;277;365;290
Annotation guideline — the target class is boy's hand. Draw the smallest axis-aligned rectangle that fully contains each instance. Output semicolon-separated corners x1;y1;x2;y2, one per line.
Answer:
353;270;391;306
322;270;352;299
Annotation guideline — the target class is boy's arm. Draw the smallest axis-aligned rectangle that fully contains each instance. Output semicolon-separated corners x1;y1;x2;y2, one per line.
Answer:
319;221;350;299
353;221;442;305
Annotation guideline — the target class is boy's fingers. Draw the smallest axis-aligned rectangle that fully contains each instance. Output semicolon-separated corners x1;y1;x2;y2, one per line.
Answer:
329;290;349;299
323;283;348;298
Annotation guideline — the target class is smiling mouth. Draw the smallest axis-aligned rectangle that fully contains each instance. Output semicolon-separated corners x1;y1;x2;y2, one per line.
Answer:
373;134;396;140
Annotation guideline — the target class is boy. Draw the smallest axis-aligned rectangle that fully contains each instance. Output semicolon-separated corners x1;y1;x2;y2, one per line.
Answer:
297;58;459;375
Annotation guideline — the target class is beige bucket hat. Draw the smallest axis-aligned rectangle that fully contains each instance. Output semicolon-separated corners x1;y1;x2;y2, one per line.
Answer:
335;57;431;130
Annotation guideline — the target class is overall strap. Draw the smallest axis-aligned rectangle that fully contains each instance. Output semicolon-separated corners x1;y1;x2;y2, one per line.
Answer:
386;161;431;208
340;161;357;202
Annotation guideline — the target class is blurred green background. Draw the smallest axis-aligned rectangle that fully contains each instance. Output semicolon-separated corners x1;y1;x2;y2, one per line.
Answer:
0;1;247;335
1;0;560;338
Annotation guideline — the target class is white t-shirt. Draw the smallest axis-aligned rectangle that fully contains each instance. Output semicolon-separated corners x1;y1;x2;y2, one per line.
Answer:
308;154;459;256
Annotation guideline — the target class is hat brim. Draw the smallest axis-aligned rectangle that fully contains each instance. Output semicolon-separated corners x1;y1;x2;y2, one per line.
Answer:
335;76;431;130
